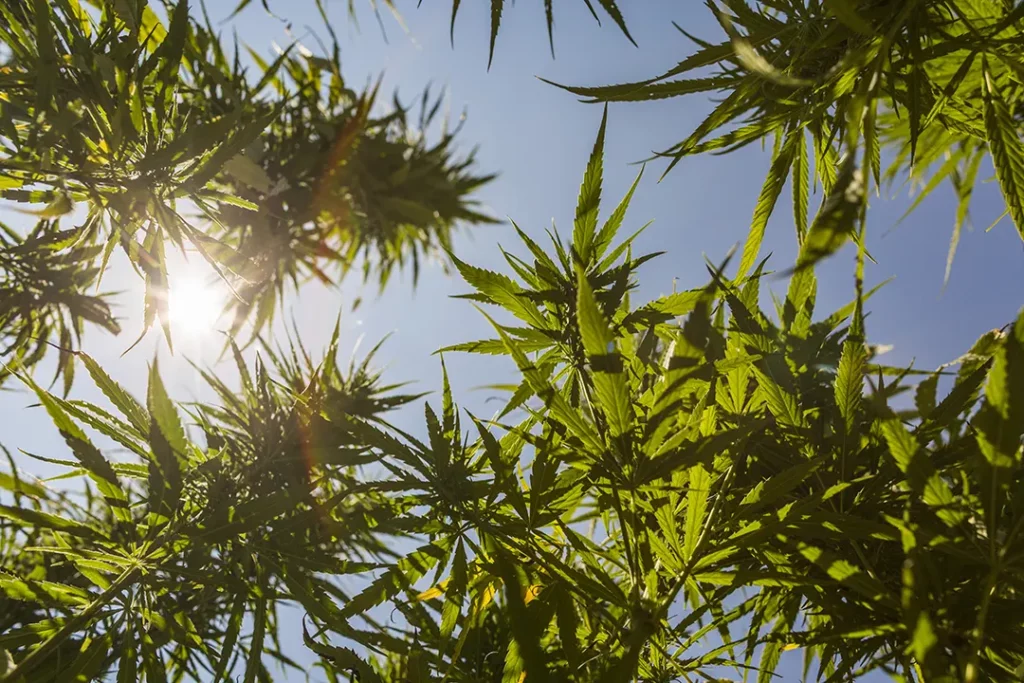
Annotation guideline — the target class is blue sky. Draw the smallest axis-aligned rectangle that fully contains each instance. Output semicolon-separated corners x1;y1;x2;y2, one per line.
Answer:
3;1;1024;680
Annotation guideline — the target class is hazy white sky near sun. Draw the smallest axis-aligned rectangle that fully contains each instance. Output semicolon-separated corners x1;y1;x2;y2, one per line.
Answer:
2;1;1023;679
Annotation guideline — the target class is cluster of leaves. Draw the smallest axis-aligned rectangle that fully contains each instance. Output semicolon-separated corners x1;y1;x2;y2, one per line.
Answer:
0;0;493;377
0;218;119;389
412;0;1022;280
545;0;1024;280
0;325;430;681
6;115;1020;682
4;2;1024;682
286;118;1024;682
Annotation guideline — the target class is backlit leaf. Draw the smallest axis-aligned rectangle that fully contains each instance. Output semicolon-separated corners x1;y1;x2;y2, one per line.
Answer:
983;61;1024;240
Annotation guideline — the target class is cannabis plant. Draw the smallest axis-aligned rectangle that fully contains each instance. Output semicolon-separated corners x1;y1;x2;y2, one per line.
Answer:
0;0;493;379
300;115;1024;683
423;0;1024;279
3;2;1024;683
558;0;1024;278
0;325;430;681
5;109;1022;681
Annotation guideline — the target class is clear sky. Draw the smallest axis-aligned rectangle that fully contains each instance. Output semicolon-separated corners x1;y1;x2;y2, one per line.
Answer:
3;1;1023;680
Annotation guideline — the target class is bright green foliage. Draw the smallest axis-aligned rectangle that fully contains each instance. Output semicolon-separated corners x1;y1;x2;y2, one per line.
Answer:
540;0;1024;278
3;3;1024;683
358;119;1024;682
0;0;494;378
0;220;119;389
5;117;1021;682
0;326;424;681
258;0;1024;275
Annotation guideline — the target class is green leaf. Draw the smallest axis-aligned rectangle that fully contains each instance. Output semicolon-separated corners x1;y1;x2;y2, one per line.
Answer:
546;75;725;103
110;0;140;30
946;148;984;286
596;0;635;46
661;79;754;175
796;542;892;605
973;311;1024;468
53;632;112;682
54;401;149;461
835;339;866;434
140;0;188;79
451;254;548;330
209;192;259;211
754;365;803;429
555;592;581;668
187;109;278;191
222;154;274;194
0;576;91;607
441;540;467;640
593;165;642;262
543;0;554;55
915;373;940;419
910;613;939;668
32;0;57;111
683;462;710;564
792;151;864;272
783;267;816;335
425;402;450;469
116;621;138;683
0;470;47;498
79;353;149;434
134;231;173;354
881;418;962;526
737;125;801;279
0;505;104;540
758;641;783;683
146;359;188;458
573;107;607;266
22;376;130;521
624;287;704;330
576;268;631;437
501;638;525;683
494;556;551;683
717;10;809;88
895;153;961;229
740;458;820;517
792;128;809;243
983;62;1024;241
440;357;457;449
484;312;604;453
985;311;1024;424
488;0;502;69
146;360;186;516
449;0;463;43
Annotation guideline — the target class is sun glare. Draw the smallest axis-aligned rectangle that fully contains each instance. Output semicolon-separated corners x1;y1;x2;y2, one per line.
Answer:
167;263;226;339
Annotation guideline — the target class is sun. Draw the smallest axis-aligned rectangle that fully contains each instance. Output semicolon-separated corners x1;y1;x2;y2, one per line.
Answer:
167;261;227;339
